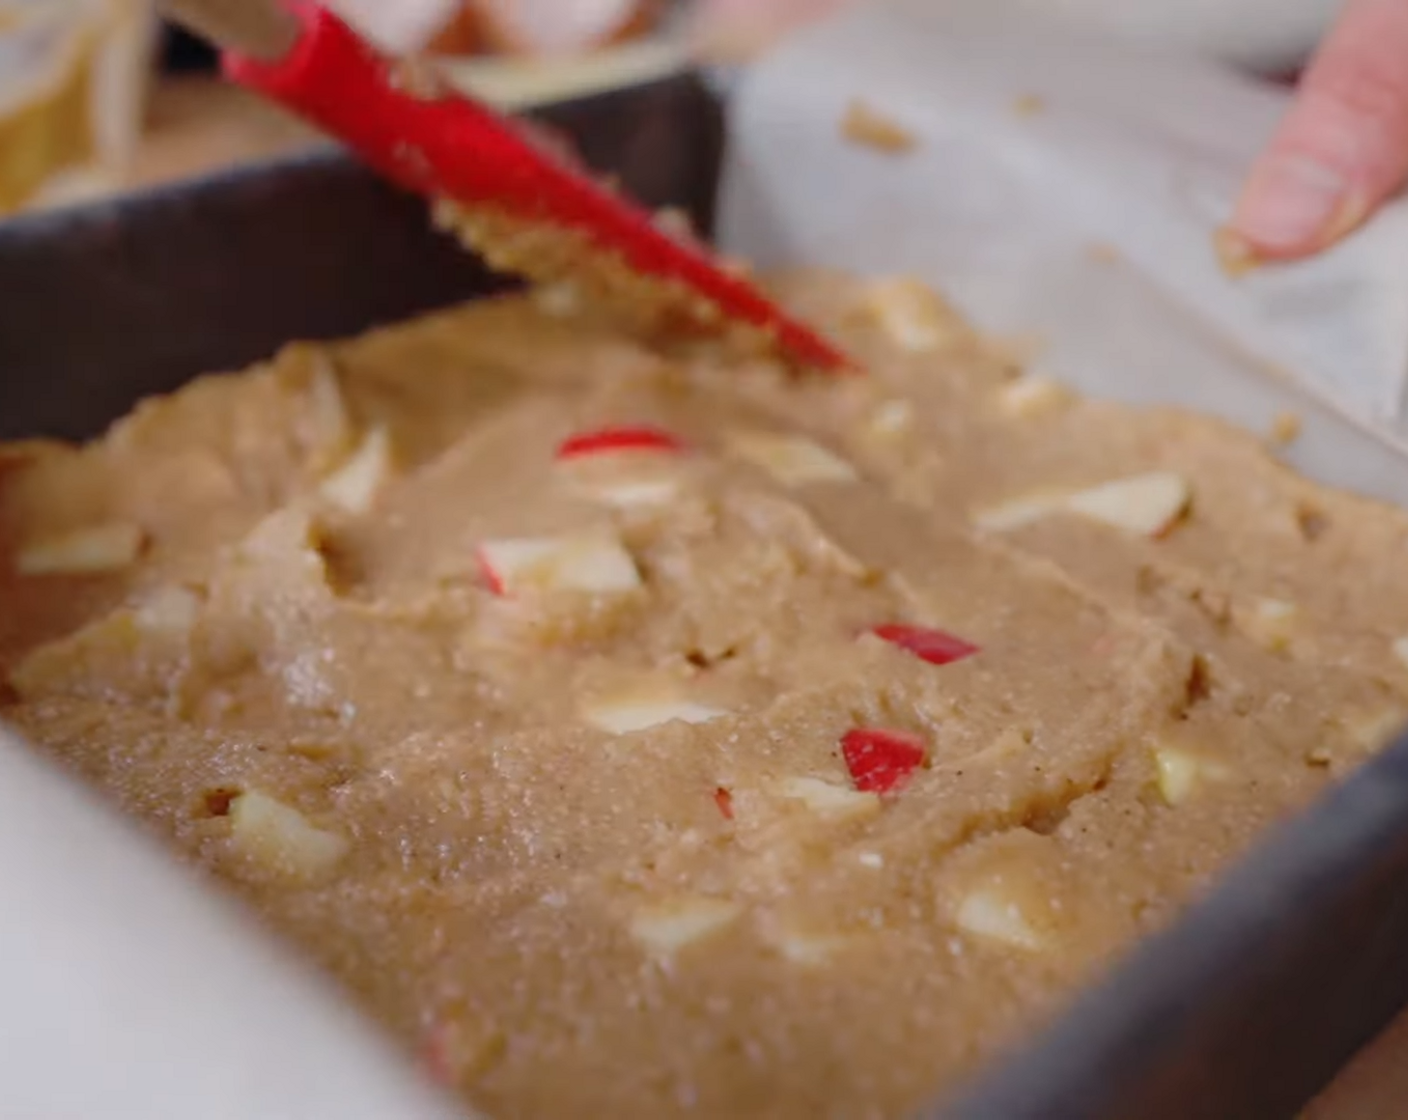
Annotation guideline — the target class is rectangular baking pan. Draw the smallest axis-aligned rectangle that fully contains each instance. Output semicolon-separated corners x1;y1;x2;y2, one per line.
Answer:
4;72;1408;1120
0;74;724;441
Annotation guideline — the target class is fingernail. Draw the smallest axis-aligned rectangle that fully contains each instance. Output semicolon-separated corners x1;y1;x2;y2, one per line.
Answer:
1321;191;1371;245
1234;155;1356;253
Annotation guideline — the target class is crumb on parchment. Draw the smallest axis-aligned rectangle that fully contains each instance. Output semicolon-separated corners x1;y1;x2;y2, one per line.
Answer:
841;100;919;154
1086;242;1120;265
1269;410;1303;447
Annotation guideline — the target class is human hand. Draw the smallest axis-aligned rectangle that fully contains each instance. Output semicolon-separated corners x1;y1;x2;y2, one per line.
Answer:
1227;0;1408;263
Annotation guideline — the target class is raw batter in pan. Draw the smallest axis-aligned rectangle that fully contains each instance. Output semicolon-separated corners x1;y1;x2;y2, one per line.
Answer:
4;273;1408;1117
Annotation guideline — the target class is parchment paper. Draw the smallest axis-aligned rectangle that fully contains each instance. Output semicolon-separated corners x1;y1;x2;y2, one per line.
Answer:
719;0;1408;508
0;728;464;1120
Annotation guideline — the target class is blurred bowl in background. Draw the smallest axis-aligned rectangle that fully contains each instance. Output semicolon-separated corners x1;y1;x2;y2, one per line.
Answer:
0;0;156;216
429;0;665;58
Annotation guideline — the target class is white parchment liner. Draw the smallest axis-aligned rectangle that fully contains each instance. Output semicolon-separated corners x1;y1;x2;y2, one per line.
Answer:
720;0;1408;508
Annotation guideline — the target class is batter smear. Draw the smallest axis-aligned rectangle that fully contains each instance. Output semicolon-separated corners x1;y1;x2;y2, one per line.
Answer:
3;273;1407;1119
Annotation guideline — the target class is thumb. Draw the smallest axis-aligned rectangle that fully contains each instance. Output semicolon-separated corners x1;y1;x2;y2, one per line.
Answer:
1228;0;1408;262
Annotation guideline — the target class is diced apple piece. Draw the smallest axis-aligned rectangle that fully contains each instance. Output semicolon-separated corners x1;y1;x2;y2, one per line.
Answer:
556;426;684;460
320;426;393;515
1313;710;1408;765
961;727;1034;768
767;926;850;966
1153;745;1231;806
15;522;145;576
872;623;979;666
421;1020;461;1088
1346;708;1407;753
972;492;1065;532
579;477;681;509
532;281;581;318
866;399;915;439
133;585;201;635
776;776;882;823
954;885;1045;951
1236;598;1298;653
862;277;957;353
229;790;349;881
1154;748;1200;806
998;375;1072;419
235;510;331;594
558;431;686;507
1065;471;1191;537
841;728;927;794
1391;637;1408;671
305;355;352;467
477;533;641;596
421;1015;506;1088
726;431;858;487
629;896;741;956
583;696;727;735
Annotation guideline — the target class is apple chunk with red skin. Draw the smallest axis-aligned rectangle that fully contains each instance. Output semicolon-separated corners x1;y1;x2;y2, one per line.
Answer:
842;728;927;794
555;426;685;460
872;623;979;666
477;533;641;596
555;426;688;507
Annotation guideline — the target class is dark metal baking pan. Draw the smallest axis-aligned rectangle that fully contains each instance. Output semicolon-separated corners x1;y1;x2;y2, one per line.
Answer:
0;73;724;442
4;71;1408;1120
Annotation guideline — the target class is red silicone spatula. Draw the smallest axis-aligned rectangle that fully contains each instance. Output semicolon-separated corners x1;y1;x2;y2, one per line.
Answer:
161;0;850;372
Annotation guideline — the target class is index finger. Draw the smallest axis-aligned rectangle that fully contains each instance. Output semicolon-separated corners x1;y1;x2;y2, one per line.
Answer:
1228;0;1408;261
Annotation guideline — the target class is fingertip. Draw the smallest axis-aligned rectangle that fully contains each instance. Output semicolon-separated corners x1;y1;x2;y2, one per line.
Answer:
1230;0;1408;260
1229;152;1363;259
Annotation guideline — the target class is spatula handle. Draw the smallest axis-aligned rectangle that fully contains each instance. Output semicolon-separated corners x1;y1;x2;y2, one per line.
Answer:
222;5;850;371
